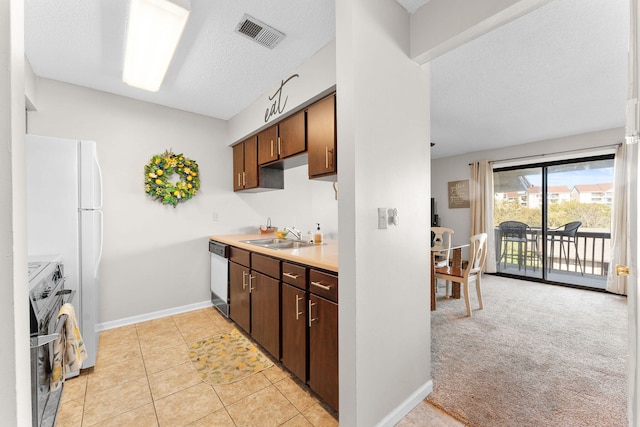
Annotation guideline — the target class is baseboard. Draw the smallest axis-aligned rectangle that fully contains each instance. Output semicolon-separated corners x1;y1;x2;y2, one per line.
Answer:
375;380;434;427
97;300;213;331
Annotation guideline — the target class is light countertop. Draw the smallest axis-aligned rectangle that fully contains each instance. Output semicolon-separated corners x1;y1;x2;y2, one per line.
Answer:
209;233;338;273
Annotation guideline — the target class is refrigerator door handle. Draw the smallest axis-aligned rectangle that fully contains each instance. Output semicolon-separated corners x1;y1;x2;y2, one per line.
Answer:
93;149;104;210
96;210;103;268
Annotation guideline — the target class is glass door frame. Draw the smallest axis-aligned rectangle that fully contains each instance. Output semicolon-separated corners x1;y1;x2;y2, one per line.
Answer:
493;154;614;289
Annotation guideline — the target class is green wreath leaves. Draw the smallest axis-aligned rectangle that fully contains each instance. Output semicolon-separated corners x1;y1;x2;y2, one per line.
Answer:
144;150;200;207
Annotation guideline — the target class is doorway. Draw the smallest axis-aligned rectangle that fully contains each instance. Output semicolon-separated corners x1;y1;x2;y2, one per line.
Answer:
427;0;633;423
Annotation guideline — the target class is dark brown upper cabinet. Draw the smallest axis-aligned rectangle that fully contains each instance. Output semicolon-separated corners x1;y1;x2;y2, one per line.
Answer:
233;136;283;192
257;125;278;165
307;94;336;179
258;110;306;165
233;137;258;191
278;110;306;159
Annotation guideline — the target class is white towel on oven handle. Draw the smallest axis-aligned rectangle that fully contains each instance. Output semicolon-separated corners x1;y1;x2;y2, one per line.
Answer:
50;303;88;391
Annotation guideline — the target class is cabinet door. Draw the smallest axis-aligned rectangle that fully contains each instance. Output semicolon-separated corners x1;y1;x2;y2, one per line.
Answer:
281;283;307;381
243;137;259;189
229;261;251;333
278;110;306;159
307;95;336;178
251;272;280;358
232;144;244;191
257;125;279;165
308;294;338;411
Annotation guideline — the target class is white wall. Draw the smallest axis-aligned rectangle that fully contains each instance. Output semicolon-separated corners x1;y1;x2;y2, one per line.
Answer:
1;1;31;425
227;39;339;239
228;40;336;145
27;77;338;325
337;0;431;425
431;127;624;246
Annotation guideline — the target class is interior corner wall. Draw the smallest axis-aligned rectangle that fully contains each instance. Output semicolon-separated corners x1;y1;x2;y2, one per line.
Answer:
24;56;36;110
336;0;431;425
2;1;31;425
430;127;625;247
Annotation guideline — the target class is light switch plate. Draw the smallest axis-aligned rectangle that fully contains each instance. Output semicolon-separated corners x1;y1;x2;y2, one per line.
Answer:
388;208;398;225
378;208;387;229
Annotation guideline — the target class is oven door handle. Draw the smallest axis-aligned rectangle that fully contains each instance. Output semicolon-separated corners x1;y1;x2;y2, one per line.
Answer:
30;333;59;348
30;313;68;348
60;289;76;305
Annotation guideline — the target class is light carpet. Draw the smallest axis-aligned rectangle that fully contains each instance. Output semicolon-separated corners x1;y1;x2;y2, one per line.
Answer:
188;328;273;385
427;274;627;427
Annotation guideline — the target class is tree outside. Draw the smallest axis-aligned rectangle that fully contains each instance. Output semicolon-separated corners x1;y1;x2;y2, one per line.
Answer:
494;200;611;230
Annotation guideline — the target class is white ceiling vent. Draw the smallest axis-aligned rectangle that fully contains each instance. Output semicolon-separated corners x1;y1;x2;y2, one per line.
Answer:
235;14;285;49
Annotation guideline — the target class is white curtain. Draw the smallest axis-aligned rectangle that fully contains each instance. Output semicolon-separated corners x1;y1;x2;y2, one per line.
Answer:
606;141;638;295
470;160;496;273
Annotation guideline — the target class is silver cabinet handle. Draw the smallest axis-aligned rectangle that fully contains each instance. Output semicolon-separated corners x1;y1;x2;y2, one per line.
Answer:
249;274;255;292
283;272;299;279
278;137;281;155
242;271;248;289
311;281;331;291
242;171;246;186
295;295;304;320
325;146;329;168
270;139;274;157
237;173;241;187
308;300;316;327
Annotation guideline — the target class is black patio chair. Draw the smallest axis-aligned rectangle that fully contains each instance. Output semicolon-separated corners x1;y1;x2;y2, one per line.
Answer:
548;221;584;275
498;221;530;271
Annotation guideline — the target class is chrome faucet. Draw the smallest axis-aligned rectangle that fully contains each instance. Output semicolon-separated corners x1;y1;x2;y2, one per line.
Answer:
285;227;301;240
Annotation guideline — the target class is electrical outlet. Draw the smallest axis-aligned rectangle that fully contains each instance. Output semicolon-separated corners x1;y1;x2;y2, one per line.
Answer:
212;212;219;222
378;208;387;229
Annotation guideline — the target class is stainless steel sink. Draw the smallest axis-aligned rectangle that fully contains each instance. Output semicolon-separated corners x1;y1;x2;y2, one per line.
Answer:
241;238;314;250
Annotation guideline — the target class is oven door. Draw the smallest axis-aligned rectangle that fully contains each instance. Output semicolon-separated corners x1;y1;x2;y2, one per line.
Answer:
30;289;75;427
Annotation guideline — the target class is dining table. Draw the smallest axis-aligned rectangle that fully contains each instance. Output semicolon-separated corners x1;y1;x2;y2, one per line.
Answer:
431;244;469;311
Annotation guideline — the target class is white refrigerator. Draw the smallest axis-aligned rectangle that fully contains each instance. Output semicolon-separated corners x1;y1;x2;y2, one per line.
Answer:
26;134;103;369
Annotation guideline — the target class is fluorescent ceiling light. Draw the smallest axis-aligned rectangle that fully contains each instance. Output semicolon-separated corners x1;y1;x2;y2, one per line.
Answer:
123;0;190;92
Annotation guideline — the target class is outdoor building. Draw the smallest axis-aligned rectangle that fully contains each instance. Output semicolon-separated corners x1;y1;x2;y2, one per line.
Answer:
571;183;614;205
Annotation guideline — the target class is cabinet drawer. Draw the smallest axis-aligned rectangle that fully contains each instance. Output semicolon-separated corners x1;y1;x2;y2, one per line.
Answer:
251;253;280;279
229;246;250;267
282;262;307;290
309;269;338;303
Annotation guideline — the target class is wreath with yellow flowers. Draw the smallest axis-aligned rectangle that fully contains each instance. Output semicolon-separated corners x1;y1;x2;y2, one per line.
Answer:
144;150;200;207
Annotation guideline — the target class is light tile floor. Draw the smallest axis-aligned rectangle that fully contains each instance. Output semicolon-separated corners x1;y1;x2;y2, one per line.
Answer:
56;306;461;426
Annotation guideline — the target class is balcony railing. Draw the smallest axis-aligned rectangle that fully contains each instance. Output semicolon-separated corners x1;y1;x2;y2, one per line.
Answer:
495;228;611;281
548;230;611;276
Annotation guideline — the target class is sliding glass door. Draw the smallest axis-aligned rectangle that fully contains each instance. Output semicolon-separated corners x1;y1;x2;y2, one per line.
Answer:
494;166;544;279
493;155;614;289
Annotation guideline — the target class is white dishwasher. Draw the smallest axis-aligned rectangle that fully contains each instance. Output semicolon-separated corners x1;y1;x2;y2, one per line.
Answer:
209;240;229;317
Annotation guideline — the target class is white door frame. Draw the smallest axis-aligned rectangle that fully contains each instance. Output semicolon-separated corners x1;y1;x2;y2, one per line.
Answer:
628;1;639;425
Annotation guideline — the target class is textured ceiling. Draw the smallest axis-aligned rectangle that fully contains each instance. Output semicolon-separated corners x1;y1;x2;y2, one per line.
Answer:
430;0;629;158
25;0;336;120
24;0;627;159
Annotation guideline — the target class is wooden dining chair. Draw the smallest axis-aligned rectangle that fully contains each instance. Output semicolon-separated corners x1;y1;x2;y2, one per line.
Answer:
434;233;488;317
431;227;454;295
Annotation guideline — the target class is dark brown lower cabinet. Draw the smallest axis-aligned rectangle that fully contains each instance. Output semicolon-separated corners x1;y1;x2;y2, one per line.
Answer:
229;261;250;333
281;283;307;381
308;294;339;411
250;271;280;358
